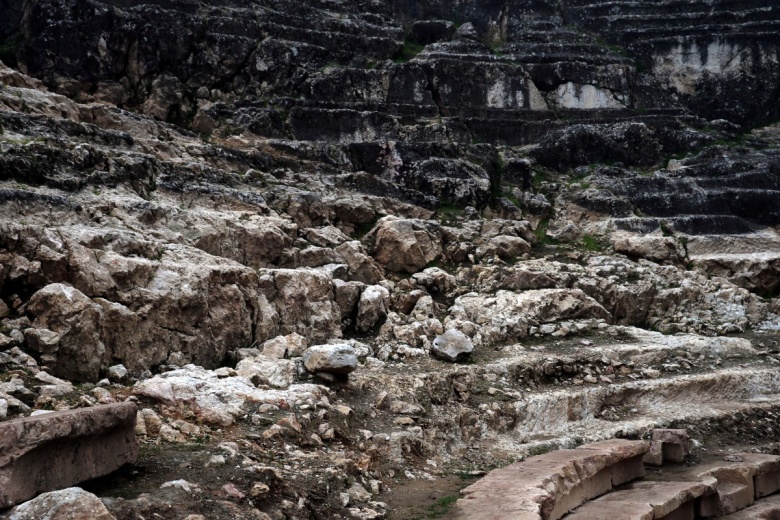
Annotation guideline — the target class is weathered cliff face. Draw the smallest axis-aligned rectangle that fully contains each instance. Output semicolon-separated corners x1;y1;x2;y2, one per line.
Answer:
2;1;780;519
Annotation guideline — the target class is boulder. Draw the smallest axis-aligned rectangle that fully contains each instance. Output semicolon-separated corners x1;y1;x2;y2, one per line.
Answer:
3;487;116;520
333;241;385;285
411;267;456;294
258;333;308;359
356;285;390;332
334;279;365;321
0;403;138;508
134;365;327;427
485;235;532;260
431;329;474;362
262;269;342;344
25;284;105;382
303;344;358;375
370;217;442;273
611;234;686;264
235;357;298;388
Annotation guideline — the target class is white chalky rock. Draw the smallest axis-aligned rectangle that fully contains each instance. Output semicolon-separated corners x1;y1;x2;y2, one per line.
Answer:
431;329;474;362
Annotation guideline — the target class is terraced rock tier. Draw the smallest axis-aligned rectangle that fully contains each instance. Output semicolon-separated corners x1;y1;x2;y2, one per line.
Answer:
453;439;780;519
563;0;780;126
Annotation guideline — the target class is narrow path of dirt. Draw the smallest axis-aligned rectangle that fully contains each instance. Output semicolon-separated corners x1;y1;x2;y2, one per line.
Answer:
384;474;476;519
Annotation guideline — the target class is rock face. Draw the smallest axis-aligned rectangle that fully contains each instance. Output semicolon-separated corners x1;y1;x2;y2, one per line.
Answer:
0;403;138;508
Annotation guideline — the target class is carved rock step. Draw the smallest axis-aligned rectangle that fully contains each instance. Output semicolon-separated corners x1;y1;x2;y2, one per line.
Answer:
513;368;780;442
646;453;780;516
722;493;780;518
564;479;716;520
567;0;775;17
0;402;138;508
451;439;649;520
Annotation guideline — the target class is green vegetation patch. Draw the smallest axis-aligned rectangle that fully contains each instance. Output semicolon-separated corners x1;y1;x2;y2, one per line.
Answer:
581;234;604;252
394;40;424;63
0;34;25;67
418;496;458;519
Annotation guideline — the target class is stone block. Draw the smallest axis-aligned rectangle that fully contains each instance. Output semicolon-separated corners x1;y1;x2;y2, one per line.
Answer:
0;402;138;508
452;439;649;520
566;480;712;520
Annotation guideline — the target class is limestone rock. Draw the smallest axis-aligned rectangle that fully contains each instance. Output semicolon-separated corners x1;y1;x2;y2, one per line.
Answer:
26;283;105;382
334;280;365;321
431;329;474;362
107;364;128;382
370;217;442;273
0;403;138;508
259;333;308;359
452;288;612;345
133;365;327;427
485;235;532;260
22;328;60;354
4;487;116;520
303;344;358;375
356;285;390;332
333;241;385;285
262;269;342;345
235;358;298;389
611;234;686;264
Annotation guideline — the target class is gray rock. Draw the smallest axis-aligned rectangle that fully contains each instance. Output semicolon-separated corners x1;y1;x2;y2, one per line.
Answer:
4;487;116;520
369;217;442;274
23;328;61;354
107;364;128;382
303;344;358;375
356;285;390;332
454;22;479;41
431;329;474;362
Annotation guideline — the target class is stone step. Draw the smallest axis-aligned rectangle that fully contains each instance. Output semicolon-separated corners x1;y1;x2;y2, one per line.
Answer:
618;22;780;42
687;232;780;256
451;439;649;520
513;368;780;444
577;8;779;30
613;215;763;236
646;453;780;516
568;0;775;13
570;0;775;18
564;479;715;520
721;493;780;518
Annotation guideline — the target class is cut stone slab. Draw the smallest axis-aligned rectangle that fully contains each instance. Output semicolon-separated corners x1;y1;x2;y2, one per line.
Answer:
566;480;715;520
644;429;690;466
648;453;780;517
451;439;649;520
3;487;116;520
0;402;138;508
721;493;780;519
